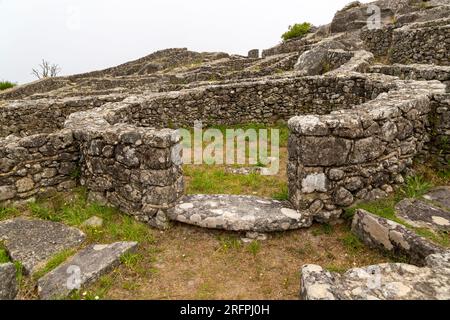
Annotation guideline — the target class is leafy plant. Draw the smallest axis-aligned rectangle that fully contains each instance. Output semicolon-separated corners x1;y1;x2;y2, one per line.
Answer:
281;23;312;41
401;175;433;198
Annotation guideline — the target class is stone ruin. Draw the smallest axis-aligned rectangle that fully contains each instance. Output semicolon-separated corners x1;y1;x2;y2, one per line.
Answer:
1;0;450;300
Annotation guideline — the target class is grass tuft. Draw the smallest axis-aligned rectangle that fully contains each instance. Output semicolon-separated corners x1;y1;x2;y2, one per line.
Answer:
247;241;261;257
0;81;16;91
33;249;75;280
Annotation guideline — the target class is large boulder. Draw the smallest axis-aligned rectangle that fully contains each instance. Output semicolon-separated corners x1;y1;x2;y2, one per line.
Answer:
329;0;435;34
293;40;346;75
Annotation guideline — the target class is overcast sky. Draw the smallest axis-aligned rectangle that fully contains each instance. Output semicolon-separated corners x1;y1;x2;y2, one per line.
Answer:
1;0;370;84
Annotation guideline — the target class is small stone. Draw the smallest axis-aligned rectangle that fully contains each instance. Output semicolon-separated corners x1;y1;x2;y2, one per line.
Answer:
365;188;388;201
333;187;354;207
81;216;104;228
0;186;16;202
15;177;34;193
328;169;345;181
381;184;394;193
245;232;268;241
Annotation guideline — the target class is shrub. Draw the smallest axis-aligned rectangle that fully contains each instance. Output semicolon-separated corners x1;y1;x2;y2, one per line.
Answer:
0;81;16;91
281;22;312;41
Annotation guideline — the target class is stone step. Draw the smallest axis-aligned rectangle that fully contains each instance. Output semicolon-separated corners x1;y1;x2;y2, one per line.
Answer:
168;194;313;232
37;241;138;300
0;218;86;275
395;199;450;232
301;251;450;300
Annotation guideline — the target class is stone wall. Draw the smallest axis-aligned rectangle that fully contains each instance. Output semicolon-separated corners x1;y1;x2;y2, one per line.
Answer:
370;64;450;92
262;37;313;58
0;130;79;203
0;94;125;137
362;18;450;66
391;19;450;66
0;77;71;101
287;78;446;222
361;26;394;57
108;74;391;128
428;94;450;166
65;107;183;229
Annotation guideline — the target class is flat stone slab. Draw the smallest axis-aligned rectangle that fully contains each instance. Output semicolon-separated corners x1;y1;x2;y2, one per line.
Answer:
38;241;137;300
0;218;86;275
168;194;313;232
301;251;450;300
423;187;450;210
395;199;450;232
352;210;443;266
0;263;18;300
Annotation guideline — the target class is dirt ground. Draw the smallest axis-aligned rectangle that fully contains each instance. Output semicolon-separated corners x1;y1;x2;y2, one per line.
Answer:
95;222;391;300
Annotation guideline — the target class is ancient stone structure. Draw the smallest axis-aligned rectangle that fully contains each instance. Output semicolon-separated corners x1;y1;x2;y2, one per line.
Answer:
1;0;449;231
169;194;312;232
352;209;444;266
301;251;450;300
1;0;449;301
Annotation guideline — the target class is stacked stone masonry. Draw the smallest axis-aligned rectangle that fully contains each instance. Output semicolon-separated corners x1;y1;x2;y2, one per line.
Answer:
0;130;79;203
288;77;446;222
362;18;450;66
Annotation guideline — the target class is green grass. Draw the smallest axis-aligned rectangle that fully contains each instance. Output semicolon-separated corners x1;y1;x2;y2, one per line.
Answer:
246;241;261;257
0;243;11;263
184;166;287;199
25;188;154;245
344;173;449;247
272;185;289;201
401;175;433;198
281;22;312;41
0;206;19;221
341;233;364;253
33;249;76;279
311;223;334;237
0;81;16;91
325;265;347;274
217;235;242;252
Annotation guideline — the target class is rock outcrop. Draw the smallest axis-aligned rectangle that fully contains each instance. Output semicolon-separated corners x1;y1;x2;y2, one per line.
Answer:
301;251;450;300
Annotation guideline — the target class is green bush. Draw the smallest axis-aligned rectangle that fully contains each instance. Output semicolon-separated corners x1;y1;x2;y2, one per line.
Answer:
0;81;16;91
281;22;312;41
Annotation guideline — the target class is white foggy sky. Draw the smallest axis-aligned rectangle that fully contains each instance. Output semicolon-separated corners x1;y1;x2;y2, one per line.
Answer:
0;0;370;84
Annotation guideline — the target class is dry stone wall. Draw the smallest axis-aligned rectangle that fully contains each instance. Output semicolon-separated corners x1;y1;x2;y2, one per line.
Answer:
362;18;450;66
287;77;446;222
429;94;450;166
65;107;183;229
0;130;79;203
109;74;391;128
0;94;126;137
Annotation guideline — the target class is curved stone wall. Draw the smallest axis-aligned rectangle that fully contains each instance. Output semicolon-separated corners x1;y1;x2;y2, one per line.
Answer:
287;78;446;222
107;73;391;128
